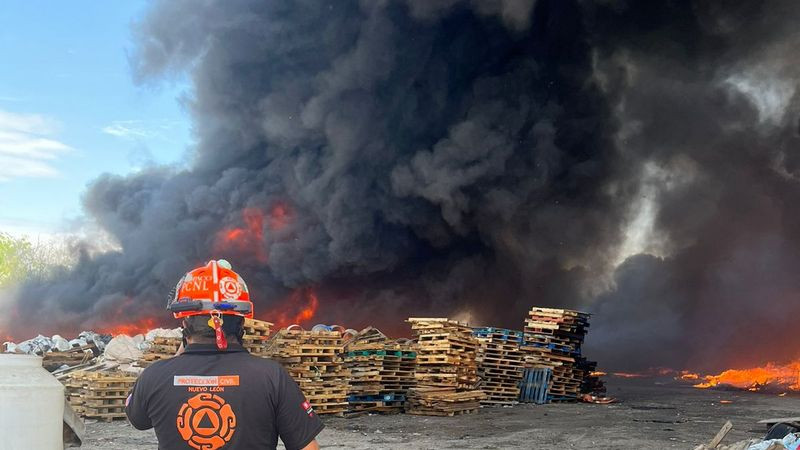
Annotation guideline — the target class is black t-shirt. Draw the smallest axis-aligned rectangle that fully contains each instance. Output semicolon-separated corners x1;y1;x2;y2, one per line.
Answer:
125;343;324;450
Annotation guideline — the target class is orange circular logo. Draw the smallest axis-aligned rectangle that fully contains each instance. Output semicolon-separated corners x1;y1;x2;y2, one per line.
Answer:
177;393;237;450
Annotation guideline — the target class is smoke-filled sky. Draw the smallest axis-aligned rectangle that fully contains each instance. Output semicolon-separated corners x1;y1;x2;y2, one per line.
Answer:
4;0;800;371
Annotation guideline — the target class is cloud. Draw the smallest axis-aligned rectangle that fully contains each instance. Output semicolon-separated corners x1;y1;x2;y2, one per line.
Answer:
102;119;181;140
101;120;154;139
0;110;71;182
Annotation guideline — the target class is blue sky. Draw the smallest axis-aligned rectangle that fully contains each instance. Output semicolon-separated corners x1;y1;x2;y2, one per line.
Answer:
0;1;190;237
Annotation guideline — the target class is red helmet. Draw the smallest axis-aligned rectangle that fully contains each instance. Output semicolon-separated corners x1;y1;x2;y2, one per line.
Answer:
167;260;253;319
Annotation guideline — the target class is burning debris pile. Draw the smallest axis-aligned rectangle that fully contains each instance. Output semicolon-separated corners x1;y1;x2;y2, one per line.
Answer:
691;362;800;394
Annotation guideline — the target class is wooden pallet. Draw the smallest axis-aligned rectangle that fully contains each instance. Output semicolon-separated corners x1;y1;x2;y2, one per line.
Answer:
405;318;483;415
265;328;349;415
343;332;416;413
243;318;273;355
405;386;485;416
520;306;599;403
474;327;524;405
137;336;181;367
43;344;97;371
62;371;137;421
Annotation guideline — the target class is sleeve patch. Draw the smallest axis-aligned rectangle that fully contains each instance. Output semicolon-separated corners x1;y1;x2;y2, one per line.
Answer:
302;400;314;416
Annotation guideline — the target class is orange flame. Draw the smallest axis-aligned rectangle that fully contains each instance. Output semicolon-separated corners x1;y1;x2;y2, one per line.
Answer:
261;288;319;329
693;361;800;391
215;208;267;263
612;372;646;379
679;371;700;381
97;317;159;337
269;203;291;231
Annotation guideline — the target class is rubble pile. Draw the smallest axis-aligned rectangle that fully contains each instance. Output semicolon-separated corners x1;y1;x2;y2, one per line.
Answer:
265;327;350;415
405;318;485;416
520;307;600;402
343;327;417;413
473;327;524;406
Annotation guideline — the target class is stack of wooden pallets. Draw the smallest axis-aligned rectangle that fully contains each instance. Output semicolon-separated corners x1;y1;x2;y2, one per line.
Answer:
343;329;417;413
64;372;89;416
63;371;137;421
242;318;273;356
520;307;590;402
405;386;485;416
139;336;181;367
404;318;485;416
380;339;417;403
473;327;524;406
266;328;349;416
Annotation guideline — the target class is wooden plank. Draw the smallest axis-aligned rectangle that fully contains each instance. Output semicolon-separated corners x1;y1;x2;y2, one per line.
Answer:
757;417;800;424
708;421;733;449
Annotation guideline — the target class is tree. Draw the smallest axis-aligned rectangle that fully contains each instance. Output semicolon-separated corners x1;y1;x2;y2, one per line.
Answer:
0;233;31;286
0;233;74;286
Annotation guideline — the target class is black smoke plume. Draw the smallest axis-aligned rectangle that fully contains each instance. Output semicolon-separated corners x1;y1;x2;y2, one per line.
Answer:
5;0;800;371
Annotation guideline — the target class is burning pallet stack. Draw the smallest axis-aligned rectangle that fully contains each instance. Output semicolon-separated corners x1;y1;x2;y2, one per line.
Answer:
404;318;485;416
242;318;273;356
473;327;524;406
577;358;606;396
521;307;593;402
266;328;349;416
139;336;181;367
63;371;137;421
343;328;417;413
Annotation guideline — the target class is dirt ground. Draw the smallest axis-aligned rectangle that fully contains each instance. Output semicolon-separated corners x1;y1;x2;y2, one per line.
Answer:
80;377;800;449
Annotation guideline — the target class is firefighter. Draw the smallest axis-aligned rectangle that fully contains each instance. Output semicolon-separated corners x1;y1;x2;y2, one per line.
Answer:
125;260;323;450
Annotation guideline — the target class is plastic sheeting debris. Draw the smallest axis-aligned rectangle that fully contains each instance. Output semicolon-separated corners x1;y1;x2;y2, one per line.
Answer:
102;335;143;362
748;433;800;450
51;335;71;352
15;335;54;355
145;328;182;341
78;331;109;351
